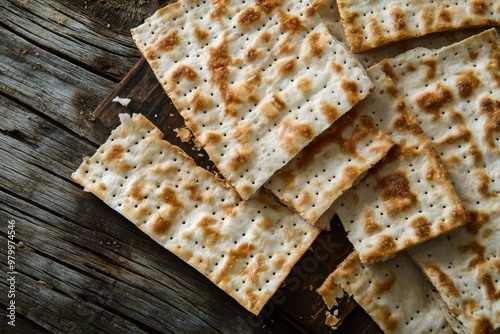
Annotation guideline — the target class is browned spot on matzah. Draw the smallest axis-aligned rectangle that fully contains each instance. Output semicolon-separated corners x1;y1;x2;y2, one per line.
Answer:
228;148;253;171
130;182;144;200
191;91;213;113
156;30;180;53
331;61;343;73
390;8;406;31
377;171;418;217
305;6;316;17
198;216;222;246
424;264;460;298
380;61;398;80
278;58;295;75
104;143;131;172
171;65;199;82
373;276;396;295
415;83;453;120
233;125;253;144
426;156;447;181
261;94;286;120
477;170;497;198
458;240;486;269
278;10;306;33
456;70;481;98
308;31;325;57
184;184;203;202
468;48;479;60
363;235;397;264
244;48;260;62
152;215;173;235
255;0;282;13
240;253;268;284
278;119;314;156
320;101;339;124
162;187;184;210
259;31;272;44
420;58;437;80
406;63;416;72
478;271;500;300
470;0;489;15
364;209;382;235
193;25;208;41
297;190;311;207
410;216;431;239
297;77;312;93
210;0;230;19
465;210;489;235
480;97;500;149
373;306;398;332
341;79;359;106
216;242;256;281
238;6;261;26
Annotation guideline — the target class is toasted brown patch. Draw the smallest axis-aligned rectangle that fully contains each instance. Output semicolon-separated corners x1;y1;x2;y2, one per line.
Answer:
216;242;256;281
373;276;396;295
308;31;325;57
458;239;486;269
210;0;230;19
478;270;500;300
197;216;222;246
372;306;398;332
255;0;282;13
228;149;253;171
193;25;208;41
297;77;312;93
390;8;406;31
238;6;261;26
171;65;199;82
261;94;286;120
278;119;314;155
470;0;489;15
320;101;340;124
278;58;296;76
363;235;397;264
204;131;222;145
479;97;500;149
278;10;305;33
152;215;173;235
156;30;180;53
410;216;431;239
456;70;481;98
341;79;360;106
130;182;144;201
421;58;437;80
245;48;260;62
438;8;453;22
477;170;497;198
233;125;253;144
191;91;213;113
377;171;418;217
259;31;272;44
415;83;453;120
331;61;344;74
424;264;460;298
364;209;382;235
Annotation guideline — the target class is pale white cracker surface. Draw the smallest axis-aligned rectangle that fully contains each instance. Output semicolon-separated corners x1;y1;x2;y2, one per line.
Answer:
265;106;393;227
336;0;500;52
331;251;455;334
312;0;487;67
72;113;321;315
131;0;373;199
331;67;468;264
378;29;499;334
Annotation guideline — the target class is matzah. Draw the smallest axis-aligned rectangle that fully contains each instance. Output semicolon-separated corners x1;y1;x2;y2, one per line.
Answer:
377;28;499;334
336;0;500;52
313;0;486;67
265;107;393;227
331;67;469;265
71;113;321;315
330;251;455;334
131;0;373;200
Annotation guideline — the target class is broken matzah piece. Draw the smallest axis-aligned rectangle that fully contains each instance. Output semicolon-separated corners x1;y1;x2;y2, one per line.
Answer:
265;93;394;228
131;0;374;200
376;28;499;334
331;67;469;265
336;0;500;52
330;251;455;334
312;0;486;67
71;113;321;315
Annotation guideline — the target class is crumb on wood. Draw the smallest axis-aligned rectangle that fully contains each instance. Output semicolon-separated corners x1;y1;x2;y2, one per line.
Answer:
18;241;35;252
57;17;67;25
174;127;192;143
35;51;40;57
21;49;29;55
325;311;340;329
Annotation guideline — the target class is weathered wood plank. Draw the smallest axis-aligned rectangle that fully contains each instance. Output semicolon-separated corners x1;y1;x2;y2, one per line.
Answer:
2;0;142;79
0;27;114;145
0;99;303;333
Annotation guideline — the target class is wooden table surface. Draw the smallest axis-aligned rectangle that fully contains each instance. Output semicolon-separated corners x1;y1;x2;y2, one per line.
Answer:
0;1;382;333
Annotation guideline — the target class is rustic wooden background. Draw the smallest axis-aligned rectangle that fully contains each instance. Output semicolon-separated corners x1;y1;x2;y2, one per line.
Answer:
0;1;383;333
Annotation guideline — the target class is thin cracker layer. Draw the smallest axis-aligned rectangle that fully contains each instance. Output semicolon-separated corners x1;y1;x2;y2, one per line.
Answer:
131;0;373;199
332;67;468;264
331;251;455;334
377;29;500;334
337;0;500;52
72;113;321;315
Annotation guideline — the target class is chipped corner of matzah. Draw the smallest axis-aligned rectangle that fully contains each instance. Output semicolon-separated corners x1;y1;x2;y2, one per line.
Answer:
130;0;375;201
317;272;345;310
71;112;322;316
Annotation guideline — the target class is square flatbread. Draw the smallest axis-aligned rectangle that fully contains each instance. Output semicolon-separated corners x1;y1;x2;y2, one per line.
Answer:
131;0;373;200
264;107;393;228
336;0;500;52
312;0;486;67
330;251;455;334
376;28;500;334
71;113;321;315
331;66;469;265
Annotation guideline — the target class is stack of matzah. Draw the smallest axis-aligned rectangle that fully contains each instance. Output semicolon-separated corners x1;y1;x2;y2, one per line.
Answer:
71;0;500;331
131;0;373;200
